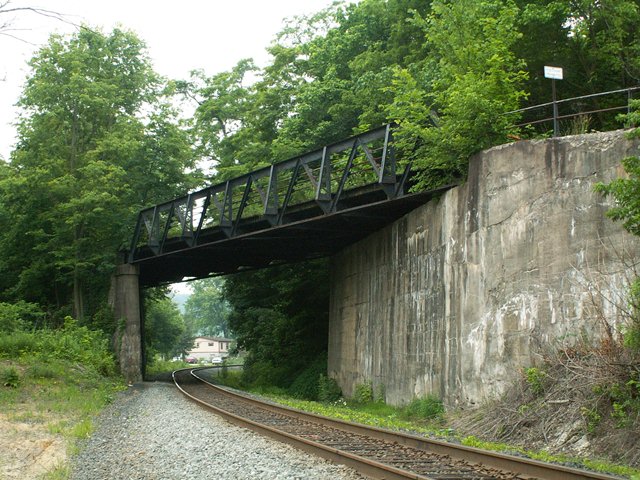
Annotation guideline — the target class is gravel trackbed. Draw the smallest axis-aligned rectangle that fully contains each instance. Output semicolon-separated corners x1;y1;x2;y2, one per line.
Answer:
70;381;367;480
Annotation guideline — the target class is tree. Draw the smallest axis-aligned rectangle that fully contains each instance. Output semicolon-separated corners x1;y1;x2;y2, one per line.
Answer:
514;0;640;129
224;260;329;388
594;104;640;351
144;294;186;360
387;0;528;189
183;277;231;338
0;27;197;326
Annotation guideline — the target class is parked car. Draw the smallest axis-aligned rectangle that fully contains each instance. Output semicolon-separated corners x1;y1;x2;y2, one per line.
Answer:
185;356;198;364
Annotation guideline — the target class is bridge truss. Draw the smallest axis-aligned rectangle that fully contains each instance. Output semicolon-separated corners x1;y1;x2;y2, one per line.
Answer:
129;124;451;286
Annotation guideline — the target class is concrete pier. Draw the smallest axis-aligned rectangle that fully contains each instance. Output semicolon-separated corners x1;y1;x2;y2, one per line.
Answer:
111;263;142;383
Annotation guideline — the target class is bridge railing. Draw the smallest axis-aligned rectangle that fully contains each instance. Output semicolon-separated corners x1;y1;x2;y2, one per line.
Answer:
129;124;412;261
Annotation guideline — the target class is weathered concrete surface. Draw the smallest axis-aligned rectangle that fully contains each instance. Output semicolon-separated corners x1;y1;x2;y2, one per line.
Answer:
110;263;143;384
328;130;640;408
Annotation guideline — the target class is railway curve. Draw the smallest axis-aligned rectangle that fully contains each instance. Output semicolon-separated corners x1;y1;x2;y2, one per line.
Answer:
173;368;622;480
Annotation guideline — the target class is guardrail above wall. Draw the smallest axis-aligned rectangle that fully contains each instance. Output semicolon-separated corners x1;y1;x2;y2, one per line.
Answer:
505;86;639;136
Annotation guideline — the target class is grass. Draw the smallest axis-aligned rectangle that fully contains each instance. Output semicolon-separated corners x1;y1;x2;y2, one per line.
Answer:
0;355;125;479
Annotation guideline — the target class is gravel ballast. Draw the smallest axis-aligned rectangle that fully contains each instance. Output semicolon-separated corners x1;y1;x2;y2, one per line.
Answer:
70;382;367;480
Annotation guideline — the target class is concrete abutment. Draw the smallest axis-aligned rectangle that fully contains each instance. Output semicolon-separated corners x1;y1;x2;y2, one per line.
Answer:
328;130;640;408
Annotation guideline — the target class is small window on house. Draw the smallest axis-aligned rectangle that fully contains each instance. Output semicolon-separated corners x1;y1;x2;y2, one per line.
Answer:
208;342;214;346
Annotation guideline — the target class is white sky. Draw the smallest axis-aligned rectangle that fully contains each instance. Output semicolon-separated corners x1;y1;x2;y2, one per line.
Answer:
0;0;339;160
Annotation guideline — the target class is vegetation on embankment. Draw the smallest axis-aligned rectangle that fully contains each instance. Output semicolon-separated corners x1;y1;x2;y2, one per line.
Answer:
0;313;125;479
204;366;640;479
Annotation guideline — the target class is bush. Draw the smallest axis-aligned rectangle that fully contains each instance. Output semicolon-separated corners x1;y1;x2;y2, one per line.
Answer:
354;380;374;404
0;315;116;377
288;355;328;400
318;374;342;402
1;366;20;388
0;301;44;333
28;361;65;380
0;331;38;357
403;395;445;420
524;367;547;396
624;279;640;352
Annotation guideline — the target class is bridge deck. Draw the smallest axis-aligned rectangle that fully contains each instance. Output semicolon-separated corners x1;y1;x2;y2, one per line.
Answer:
133;187;449;286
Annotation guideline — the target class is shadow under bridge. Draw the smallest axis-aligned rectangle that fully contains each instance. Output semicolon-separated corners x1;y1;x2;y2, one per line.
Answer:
128;124;452;287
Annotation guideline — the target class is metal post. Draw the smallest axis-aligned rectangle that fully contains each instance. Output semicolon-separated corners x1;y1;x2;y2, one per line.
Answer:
552;79;559;137
544;66;563;137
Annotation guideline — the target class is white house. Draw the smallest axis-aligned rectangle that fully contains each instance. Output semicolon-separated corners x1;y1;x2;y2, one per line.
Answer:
186;336;233;363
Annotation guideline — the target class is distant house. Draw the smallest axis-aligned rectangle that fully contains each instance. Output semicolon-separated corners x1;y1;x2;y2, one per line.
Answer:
186;336;233;363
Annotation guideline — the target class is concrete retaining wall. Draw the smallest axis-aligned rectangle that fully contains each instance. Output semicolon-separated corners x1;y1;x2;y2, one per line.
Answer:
328;131;640;407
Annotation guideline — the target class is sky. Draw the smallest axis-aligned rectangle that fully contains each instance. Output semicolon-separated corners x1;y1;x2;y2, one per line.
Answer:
0;0;339;160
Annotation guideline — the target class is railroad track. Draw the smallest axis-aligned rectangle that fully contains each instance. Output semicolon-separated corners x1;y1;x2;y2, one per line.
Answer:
173;368;621;480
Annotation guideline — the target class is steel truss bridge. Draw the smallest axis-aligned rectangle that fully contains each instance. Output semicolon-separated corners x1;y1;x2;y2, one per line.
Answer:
129;124;452;287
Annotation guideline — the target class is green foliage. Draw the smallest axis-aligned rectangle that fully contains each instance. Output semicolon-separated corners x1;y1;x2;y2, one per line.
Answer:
354;380;374;404
595;102;640;352
225;259;329;390
403;395;445;421
374;383;386;403
595;150;640;237
387;0;528;190
0;315;116;377
287;355;328;400
144;293;186;361
145;358;191;376
0;331;37;357
1;366;20;388
625;279;640;351
524;367;547;396
0;27;196;326
603;379;640;429
183;278;230;338
28;361;65;380
0;301;44;333
581;406;602;434
318;374;342;403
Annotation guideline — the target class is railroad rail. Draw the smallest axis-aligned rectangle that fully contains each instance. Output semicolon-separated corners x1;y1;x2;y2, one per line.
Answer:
173;368;621;480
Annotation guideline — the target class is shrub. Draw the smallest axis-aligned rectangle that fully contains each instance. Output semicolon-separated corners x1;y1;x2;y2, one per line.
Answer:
318;374;342;402
624;279;640;352
403;395;445;420
0;301;44;333
37;318;117;376
524;367;547;396
0;331;38;357
354;380;374;404
288;356;328;400
1;366;20;388
0;317;116;377
28;362;64;379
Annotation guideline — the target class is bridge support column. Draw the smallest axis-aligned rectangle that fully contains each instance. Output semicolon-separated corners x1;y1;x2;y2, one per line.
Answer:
111;263;143;384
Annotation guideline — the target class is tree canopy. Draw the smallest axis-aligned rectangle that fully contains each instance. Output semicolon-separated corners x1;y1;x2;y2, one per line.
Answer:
0;27;197;328
2;0;640;386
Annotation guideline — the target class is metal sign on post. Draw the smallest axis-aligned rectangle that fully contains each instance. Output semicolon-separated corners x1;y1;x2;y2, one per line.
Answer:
544;66;563;136
544;66;563;80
